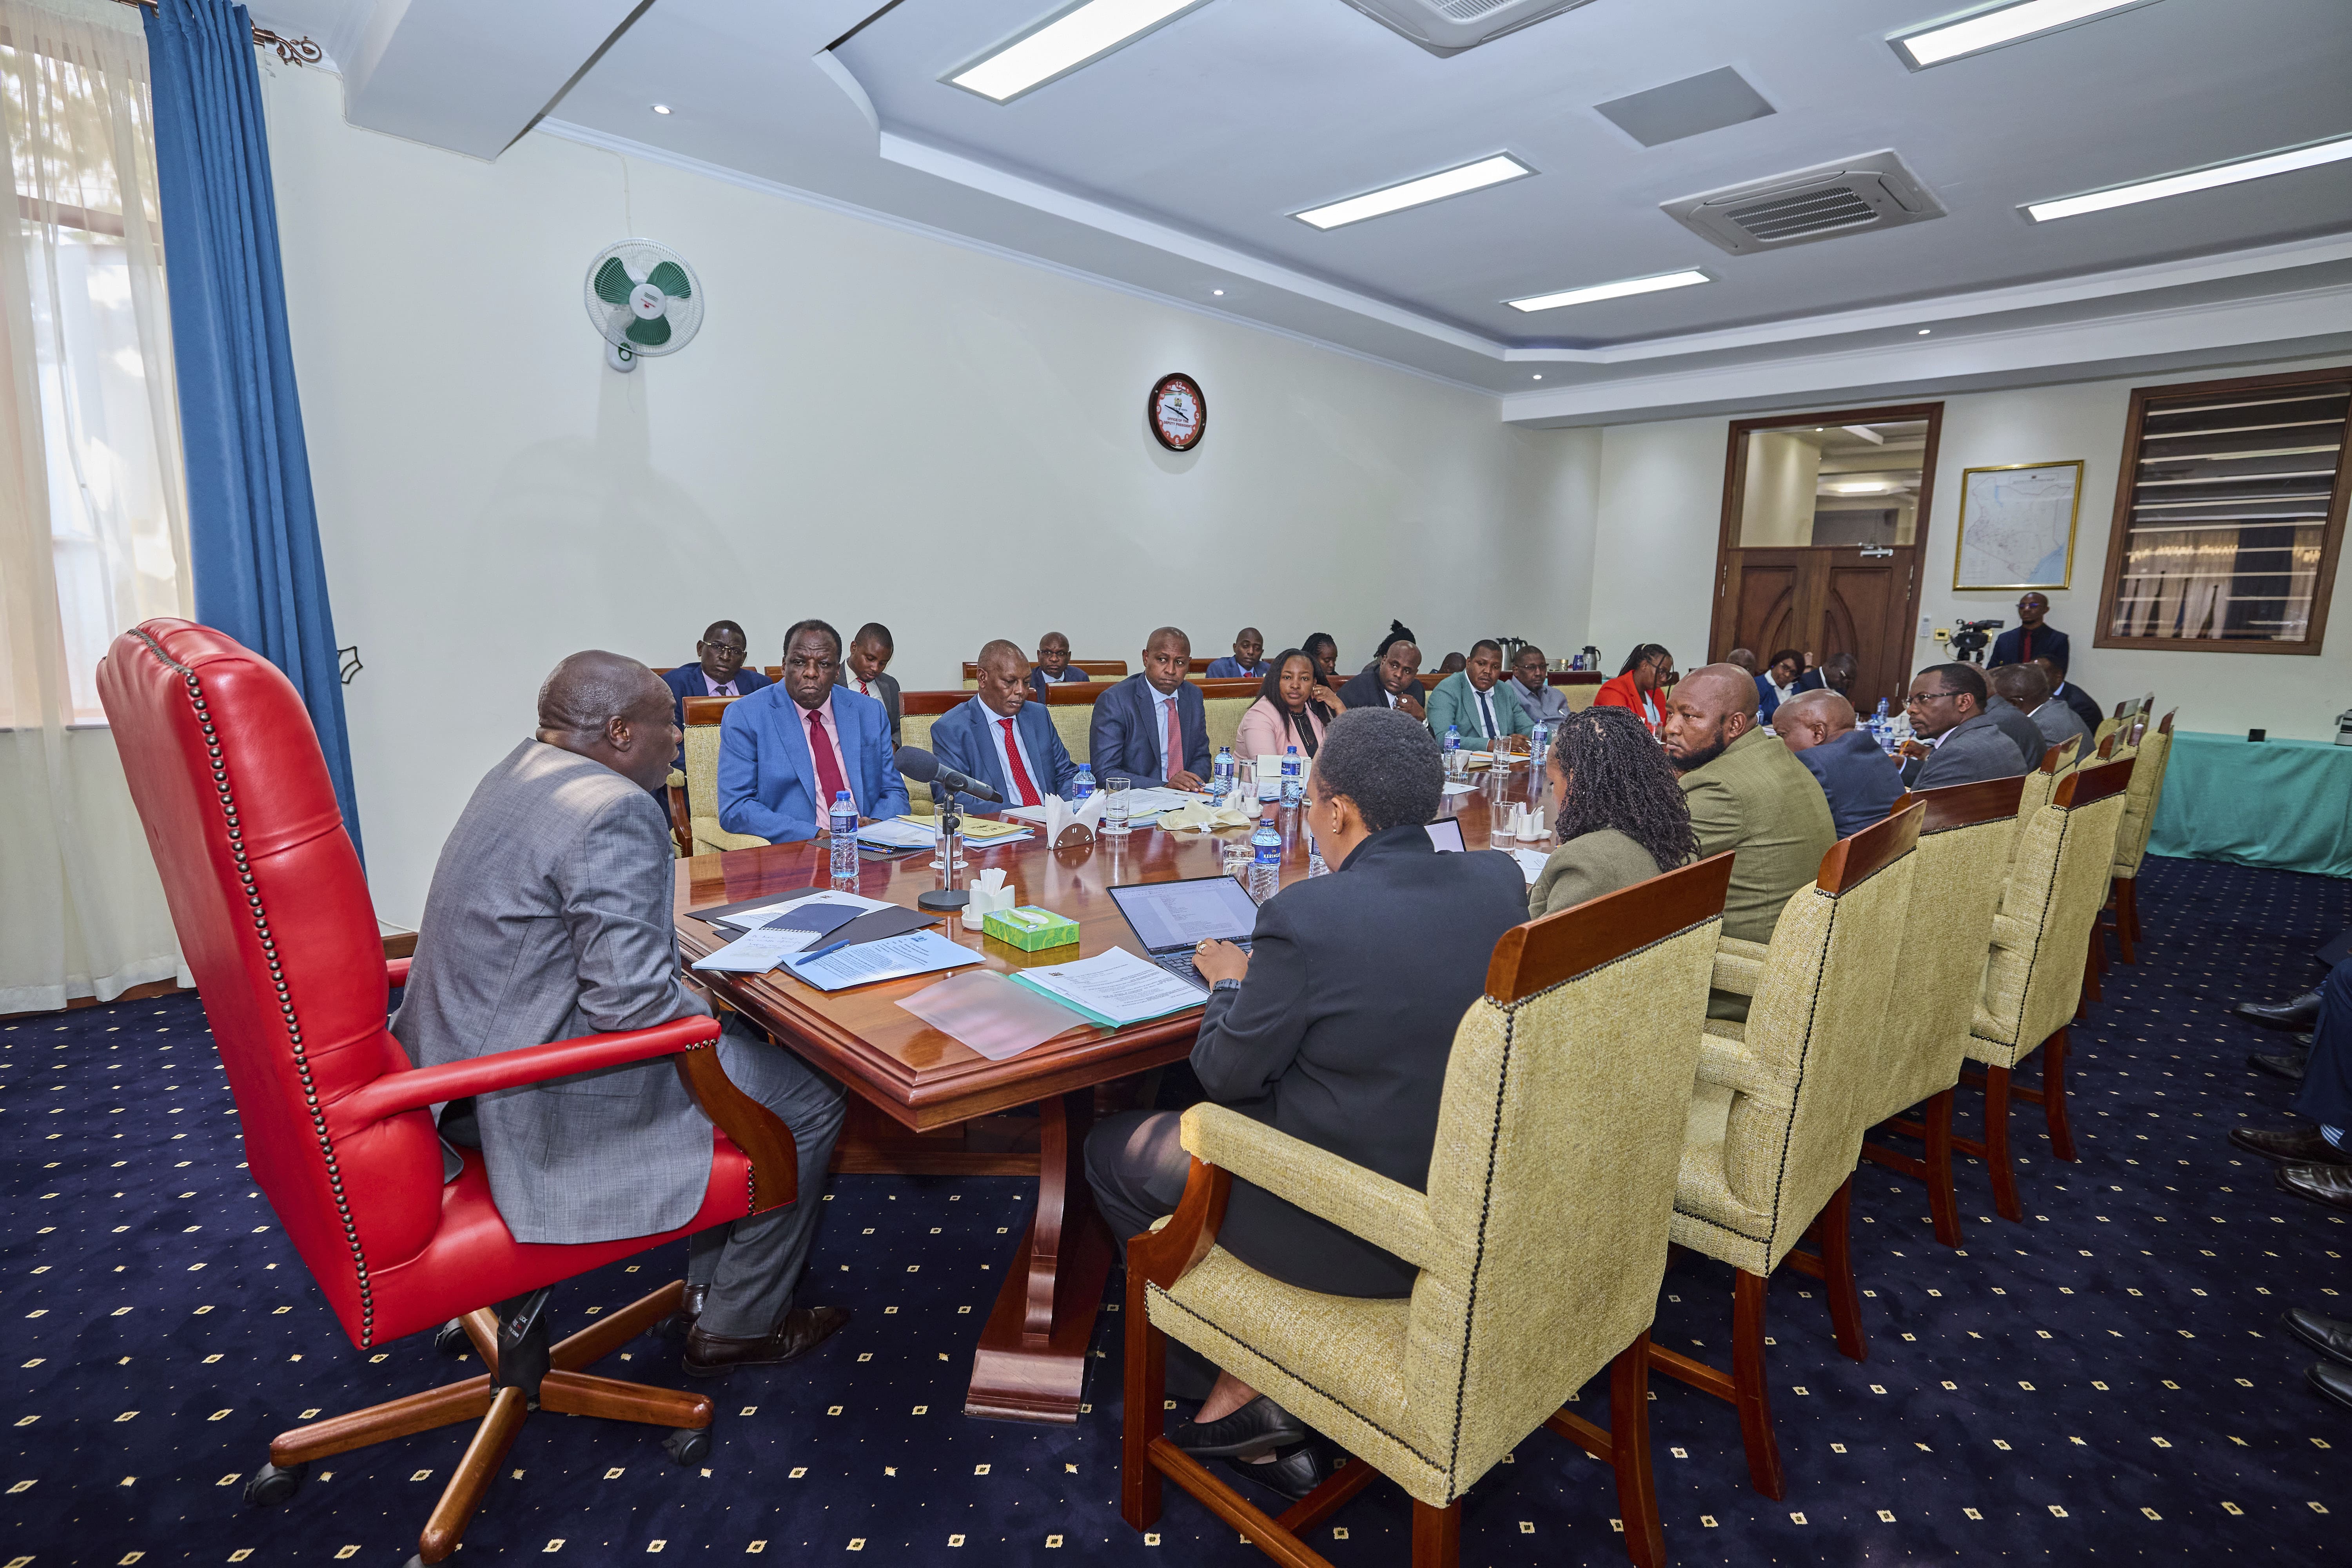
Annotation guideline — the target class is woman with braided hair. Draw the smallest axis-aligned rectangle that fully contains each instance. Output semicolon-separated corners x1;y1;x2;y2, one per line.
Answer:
1526;704;1700;917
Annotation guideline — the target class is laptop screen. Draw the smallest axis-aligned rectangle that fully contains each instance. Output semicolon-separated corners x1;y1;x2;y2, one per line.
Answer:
1109;875;1263;953
1425;818;1465;852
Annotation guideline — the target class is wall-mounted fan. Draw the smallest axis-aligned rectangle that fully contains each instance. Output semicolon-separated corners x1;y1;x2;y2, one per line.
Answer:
583;239;703;373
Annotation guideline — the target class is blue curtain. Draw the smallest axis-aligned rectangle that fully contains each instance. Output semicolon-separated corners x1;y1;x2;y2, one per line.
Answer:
144;0;362;857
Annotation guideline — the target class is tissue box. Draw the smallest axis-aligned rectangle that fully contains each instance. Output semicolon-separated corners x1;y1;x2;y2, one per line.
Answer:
983;905;1080;953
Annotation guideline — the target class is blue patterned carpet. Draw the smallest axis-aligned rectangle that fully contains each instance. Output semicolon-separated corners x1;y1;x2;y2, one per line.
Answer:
5;854;2348;1566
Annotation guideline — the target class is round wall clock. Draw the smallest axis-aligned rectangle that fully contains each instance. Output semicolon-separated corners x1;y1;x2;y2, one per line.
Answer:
1147;372;1205;452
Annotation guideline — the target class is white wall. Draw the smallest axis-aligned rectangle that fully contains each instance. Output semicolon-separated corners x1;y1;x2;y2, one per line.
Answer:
1579;358;2352;736
258;65;1599;924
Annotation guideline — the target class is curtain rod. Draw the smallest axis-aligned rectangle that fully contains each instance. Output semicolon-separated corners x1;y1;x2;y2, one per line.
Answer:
105;0;323;65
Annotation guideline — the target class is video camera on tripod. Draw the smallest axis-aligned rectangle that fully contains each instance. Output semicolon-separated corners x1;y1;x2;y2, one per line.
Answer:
1948;618;2004;664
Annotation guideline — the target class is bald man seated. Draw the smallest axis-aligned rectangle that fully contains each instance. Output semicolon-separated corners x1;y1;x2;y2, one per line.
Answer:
394;652;847;1377
1991;662;2089;753
1661;663;1838;947
1776;689;1904;838
929;639;1080;812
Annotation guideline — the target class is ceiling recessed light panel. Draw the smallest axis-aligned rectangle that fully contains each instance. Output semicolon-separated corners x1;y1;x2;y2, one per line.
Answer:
1507;269;1709;313
948;0;1208;105
1891;0;2154;69
1293;154;1533;230
2024;134;2352;222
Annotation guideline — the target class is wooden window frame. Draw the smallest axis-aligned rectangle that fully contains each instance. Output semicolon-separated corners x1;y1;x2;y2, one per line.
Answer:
2092;363;2351;657
1708;399;1946;662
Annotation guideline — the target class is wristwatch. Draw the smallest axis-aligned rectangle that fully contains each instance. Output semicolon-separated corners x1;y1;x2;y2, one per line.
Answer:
1210;978;1243;995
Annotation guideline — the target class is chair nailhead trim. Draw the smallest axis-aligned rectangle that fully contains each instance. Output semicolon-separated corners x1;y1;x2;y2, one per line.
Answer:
132;630;378;1347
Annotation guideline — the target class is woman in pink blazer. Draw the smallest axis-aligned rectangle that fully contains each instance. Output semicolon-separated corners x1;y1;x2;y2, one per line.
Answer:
1236;648;1337;766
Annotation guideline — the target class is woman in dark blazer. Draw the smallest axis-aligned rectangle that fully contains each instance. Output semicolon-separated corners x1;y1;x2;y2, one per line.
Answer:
1527;705;1700;917
1082;707;1527;1497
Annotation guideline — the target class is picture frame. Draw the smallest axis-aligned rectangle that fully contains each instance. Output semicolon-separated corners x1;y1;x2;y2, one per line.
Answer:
1952;459;2083;592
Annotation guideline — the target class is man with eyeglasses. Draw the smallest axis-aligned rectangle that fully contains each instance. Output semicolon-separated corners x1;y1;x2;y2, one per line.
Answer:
1989;592;2069;673
1898;662;2029;790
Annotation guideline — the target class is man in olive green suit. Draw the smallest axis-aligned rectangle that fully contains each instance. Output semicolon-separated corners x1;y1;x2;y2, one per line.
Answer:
1662;664;1838;946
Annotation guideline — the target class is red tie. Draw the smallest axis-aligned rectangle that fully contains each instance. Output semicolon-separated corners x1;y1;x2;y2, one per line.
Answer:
1163;697;1184;780
806;708;850;811
999;718;1041;806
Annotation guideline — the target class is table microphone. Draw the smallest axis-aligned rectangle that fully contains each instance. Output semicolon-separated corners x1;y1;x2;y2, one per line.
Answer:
894;745;1004;804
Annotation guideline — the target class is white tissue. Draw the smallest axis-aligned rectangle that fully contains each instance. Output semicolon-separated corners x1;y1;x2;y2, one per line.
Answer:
960;869;1017;929
1516;805;1547;843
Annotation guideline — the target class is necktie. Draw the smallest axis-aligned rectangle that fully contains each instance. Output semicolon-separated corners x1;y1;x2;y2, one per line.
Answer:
999;718;1040;806
806;709;850;811
858;678;871;696
1163;696;1184;779
1477;689;1496;738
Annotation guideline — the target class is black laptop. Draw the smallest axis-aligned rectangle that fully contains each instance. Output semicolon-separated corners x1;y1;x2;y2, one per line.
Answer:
1107;875;1262;992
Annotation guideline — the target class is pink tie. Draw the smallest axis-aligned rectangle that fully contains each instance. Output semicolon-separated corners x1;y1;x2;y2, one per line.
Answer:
1164;697;1185;780
1000;719;1041;806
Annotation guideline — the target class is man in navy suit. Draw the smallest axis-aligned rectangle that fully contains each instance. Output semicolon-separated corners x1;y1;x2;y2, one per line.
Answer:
662;621;771;758
717;619;908;843
1089;626;1210;791
1029;631;1091;701
1989;592;2070;671
930;640;1079;815
1774;689;1903;838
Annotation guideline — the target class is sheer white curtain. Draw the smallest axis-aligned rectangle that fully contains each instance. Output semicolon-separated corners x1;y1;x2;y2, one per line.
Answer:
0;0;190;1011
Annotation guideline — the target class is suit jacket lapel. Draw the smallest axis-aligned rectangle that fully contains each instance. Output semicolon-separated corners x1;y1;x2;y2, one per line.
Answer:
779;693;818;808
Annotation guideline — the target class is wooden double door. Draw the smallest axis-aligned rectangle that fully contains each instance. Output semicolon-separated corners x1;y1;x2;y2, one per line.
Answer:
1713;548;1918;717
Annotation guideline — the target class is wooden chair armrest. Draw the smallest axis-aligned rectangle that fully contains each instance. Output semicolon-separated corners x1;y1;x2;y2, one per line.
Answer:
1128;1157;1232;1292
673;1045;798;1215
1176;1103;1444;1273
666;777;693;855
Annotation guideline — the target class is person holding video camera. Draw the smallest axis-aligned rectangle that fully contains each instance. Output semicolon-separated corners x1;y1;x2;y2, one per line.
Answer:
1989;592;2069;671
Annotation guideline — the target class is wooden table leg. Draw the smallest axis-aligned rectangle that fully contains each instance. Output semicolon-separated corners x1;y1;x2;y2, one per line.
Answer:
965;1087;1113;1423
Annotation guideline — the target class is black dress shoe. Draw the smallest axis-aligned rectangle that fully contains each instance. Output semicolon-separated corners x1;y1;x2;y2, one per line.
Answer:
1169;1396;1309;1460
2285;1309;2352;1369
2237;990;2322;1030
658;1284;709;1343
2278;1163;2352;1216
2229;1124;2352;1166
1222;1442;1332;1502
2309;1359;2352;1414
684;1305;850;1377
2252;1052;2309;1082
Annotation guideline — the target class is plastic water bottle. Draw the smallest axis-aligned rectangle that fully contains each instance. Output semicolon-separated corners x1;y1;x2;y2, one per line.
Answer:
1306;830;1327;877
1210;746;1235;804
828;790;858;884
1280;746;1303;807
1528;719;1550;768
1248;808;1282;904
1443;724;1460;764
1872;698;1894;753
1069;764;1094;802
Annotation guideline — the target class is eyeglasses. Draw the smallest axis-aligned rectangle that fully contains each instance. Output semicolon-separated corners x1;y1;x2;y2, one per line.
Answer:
1905;688;1960;704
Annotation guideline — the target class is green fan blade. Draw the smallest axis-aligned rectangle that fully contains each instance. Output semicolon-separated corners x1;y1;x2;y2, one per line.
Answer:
624;312;671;348
593;256;635;305
645;260;691;299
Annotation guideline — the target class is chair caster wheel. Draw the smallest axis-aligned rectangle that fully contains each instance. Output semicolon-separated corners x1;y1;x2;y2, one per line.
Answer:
662;1426;711;1467
433;1319;470;1357
242;1460;307;1507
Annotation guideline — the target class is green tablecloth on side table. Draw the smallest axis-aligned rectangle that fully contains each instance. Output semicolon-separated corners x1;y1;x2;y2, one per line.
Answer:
2146;731;2352;879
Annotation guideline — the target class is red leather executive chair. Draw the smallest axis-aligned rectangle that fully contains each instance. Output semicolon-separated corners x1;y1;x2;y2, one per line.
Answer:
99;621;799;1565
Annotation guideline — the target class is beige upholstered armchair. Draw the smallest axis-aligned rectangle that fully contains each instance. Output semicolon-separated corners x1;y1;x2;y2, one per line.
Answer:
1959;757;2134;1221
1858;777;2026;1249
2106;710;2174;963
679;696;768;856
1651;804;1922;1502
1120;855;1735;1568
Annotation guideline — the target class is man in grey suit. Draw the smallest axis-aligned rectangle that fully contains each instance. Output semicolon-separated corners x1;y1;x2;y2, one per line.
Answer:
1900;662;2031;790
393;651;849;1377
845;622;902;747
1993;662;2089;754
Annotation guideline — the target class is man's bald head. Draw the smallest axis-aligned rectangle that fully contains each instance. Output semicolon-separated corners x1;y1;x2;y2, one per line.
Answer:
537;651;677;792
1660;663;1760;774
1774;689;1855;756
1990;662;2051;710
975;638;1032;717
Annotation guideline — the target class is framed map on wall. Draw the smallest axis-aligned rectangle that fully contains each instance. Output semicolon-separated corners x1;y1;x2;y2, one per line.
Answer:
1953;459;2083;590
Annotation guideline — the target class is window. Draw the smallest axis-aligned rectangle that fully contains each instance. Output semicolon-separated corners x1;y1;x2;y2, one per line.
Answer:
2094;366;2350;654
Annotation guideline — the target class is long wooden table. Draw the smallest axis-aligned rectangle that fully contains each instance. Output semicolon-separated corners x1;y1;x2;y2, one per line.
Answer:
673;761;1547;1423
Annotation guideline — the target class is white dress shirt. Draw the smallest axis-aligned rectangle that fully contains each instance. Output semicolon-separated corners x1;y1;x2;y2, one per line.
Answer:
1150;684;1181;776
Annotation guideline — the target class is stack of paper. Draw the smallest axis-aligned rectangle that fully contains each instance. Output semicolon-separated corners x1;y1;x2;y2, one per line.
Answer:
780;929;983;992
1116;786;1203;821
1009;947;1210;1027
853;818;940;851
1511;847;1551;886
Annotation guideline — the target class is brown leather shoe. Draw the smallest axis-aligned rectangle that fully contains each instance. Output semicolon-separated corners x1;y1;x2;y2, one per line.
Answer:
2278;1163;2352;1215
657;1284;709;1343
684;1306;850;1377
2228;1124;2352;1166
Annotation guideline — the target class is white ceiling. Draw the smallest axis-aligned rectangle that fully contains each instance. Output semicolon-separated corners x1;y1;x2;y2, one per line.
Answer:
251;0;2352;420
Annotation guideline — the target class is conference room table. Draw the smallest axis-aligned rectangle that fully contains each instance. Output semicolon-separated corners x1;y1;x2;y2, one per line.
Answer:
672;757;1548;1424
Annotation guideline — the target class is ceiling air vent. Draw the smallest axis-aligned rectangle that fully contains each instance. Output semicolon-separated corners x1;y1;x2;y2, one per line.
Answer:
1661;151;1946;256
1335;0;1601;57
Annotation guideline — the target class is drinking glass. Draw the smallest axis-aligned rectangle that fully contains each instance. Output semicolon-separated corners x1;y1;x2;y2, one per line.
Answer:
1235;759;1257;804
1103;776;1132;837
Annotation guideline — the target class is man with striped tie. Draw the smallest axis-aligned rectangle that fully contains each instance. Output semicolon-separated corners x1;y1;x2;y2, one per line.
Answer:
929;639;1081;814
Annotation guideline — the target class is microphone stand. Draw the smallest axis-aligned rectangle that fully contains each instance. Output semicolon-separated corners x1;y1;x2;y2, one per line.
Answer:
917;791;969;913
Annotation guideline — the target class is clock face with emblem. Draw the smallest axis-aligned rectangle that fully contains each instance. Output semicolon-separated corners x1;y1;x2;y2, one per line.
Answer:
1148;372;1205;452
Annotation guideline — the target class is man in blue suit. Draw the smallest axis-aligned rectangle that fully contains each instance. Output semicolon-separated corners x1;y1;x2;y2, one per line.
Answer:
1089;626;1211;791
1989;592;2069;672
717;619;908;843
930;640;1080;814
662;621;771;759
1775;689;1903;838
